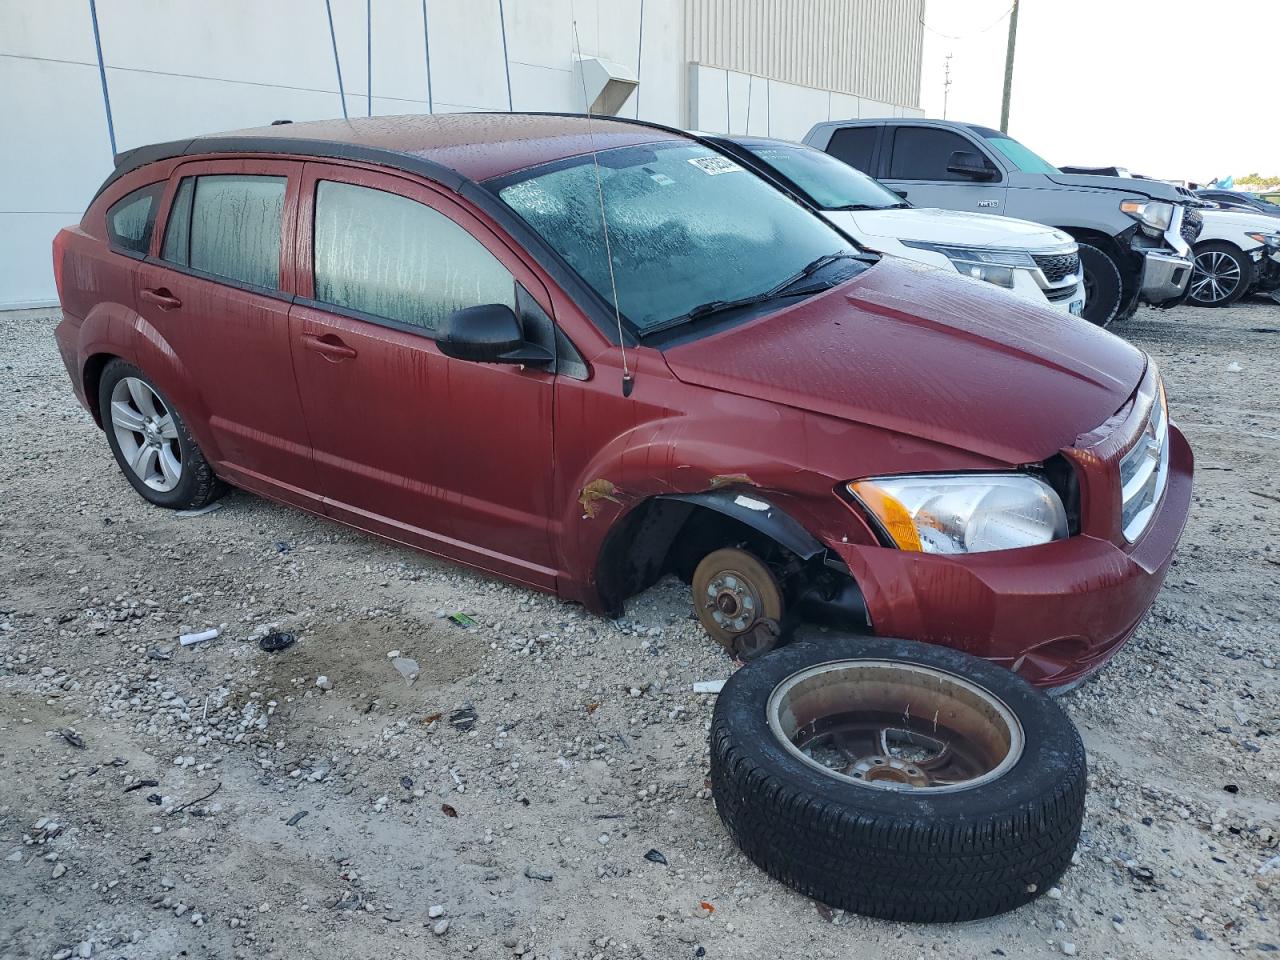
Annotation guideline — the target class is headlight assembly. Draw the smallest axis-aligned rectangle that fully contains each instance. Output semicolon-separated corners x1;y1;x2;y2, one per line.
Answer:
900;241;1035;289
1246;231;1280;250
848;474;1069;555
1120;199;1175;235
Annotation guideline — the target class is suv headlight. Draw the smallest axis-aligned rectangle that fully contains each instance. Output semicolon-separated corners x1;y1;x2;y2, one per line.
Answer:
1246;231;1280;250
848;474;1068;555
1120;199;1175;235
899;241;1035;289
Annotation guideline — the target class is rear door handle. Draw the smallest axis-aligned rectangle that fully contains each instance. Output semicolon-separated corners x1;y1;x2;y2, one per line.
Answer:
301;333;358;361
140;287;182;310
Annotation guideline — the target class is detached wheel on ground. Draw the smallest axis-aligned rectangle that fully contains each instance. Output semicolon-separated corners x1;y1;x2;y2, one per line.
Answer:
709;636;1086;922
692;547;784;660
1077;242;1124;327
1189;242;1253;307
98;359;225;510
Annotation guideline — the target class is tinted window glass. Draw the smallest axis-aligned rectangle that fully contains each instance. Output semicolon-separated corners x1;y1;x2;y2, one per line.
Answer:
161;178;194;266
498;143;856;333
740;142;904;210
825;127;877;173
888;127;994;181
107;182;164;254
313;180;514;332
980;133;1059;173
170;175;286;288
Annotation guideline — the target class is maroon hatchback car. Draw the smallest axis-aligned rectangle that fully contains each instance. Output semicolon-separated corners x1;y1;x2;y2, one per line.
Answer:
52;114;1192;688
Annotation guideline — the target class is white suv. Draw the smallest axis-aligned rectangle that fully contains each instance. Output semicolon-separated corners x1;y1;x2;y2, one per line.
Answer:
1187;206;1280;307
705;134;1085;316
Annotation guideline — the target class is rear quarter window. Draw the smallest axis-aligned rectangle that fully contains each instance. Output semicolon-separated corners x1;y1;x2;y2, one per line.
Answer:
106;182;164;255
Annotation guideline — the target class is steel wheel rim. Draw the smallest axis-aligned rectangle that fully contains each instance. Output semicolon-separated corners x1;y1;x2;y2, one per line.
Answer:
767;659;1025;793
110;377;182;492
1191;250;1241;303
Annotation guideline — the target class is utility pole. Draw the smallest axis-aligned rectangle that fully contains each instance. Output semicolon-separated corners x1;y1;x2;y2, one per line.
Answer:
942;53;952;119
999;0;1019;132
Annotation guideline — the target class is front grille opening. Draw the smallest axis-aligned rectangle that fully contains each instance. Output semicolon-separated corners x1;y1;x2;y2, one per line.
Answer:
1041;455;1081;536
1119;394;1170;542
1033;251;1080;285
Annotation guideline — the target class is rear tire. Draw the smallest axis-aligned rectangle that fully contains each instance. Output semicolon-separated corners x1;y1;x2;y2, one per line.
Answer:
1189;241;1253;307
710;636;1087;922
1077;242;1123;327
98;359;225;510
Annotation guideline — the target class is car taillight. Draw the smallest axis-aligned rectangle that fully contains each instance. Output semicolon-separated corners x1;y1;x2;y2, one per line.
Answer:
52;230;67;301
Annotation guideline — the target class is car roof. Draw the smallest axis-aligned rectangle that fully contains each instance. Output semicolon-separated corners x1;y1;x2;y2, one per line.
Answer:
103;113;687;200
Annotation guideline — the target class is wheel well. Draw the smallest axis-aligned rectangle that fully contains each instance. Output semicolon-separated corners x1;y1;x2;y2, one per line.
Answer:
82;352;120;427
1058;228;1124;263
594;496;866;629
1194;238;1243;254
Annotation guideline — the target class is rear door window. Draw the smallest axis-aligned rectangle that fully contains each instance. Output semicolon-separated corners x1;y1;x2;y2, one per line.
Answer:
825;127;878;173
106;182;164;255
888;127;991;181
311;180;515;333
161;174;286;289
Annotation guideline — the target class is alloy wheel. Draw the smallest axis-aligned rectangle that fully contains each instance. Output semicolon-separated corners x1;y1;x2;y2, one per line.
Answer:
109;377;183;492
1190;250;1242;304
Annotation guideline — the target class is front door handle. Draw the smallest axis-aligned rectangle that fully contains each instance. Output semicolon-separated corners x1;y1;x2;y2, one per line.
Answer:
301;333;358;361
140;287;182;310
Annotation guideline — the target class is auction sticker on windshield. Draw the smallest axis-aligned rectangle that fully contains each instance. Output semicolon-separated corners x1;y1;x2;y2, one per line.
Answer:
688;156;741;175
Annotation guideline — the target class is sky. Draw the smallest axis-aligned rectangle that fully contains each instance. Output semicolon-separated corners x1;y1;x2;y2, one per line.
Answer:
918;0;1276;184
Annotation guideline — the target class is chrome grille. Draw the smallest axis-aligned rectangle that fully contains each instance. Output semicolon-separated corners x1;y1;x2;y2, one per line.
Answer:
1118;391;1169;542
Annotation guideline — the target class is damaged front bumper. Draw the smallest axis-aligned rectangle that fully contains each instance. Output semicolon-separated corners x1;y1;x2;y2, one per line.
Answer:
824;424;1193;689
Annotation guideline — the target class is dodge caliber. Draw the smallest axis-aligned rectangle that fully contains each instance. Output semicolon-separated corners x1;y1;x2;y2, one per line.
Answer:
51;114;1193;688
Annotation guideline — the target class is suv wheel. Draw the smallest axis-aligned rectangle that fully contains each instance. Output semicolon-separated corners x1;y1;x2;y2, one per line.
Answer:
1077;242;1123;327
709;636;1087;922
99;360;225;510
1189;242;1253;307
692;548;784;660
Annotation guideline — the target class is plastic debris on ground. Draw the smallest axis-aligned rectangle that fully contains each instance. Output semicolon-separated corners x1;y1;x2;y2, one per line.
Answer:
174;502;222;517
391;656;420;684
179;627;219;646
258;631;296;653
449;705;478;732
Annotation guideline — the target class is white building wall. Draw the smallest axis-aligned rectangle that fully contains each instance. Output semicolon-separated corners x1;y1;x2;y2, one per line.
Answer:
0;0;923;308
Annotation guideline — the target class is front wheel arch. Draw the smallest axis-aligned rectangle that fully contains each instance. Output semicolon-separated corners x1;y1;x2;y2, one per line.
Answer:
592;490;868;632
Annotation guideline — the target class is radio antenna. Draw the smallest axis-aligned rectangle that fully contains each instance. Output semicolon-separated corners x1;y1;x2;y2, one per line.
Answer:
572;17;634;397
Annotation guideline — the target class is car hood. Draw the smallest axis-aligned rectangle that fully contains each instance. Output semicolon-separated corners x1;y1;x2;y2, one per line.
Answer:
1042;171;1185;202
662;257;1146;465
828;207;1073;250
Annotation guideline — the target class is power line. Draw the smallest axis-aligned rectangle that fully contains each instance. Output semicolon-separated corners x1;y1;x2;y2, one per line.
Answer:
919;4;1014;41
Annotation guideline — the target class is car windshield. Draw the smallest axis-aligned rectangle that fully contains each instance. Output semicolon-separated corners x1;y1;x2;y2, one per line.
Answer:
980;133;1059;174
735;141;906;211
495;142;858;334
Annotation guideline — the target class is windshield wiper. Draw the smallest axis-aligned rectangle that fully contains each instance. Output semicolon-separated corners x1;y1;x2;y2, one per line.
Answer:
640;253;860;337
827;203;879;211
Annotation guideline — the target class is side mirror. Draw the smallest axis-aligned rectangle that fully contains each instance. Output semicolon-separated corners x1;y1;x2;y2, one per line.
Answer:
946;150;998;181
893;189;909;200
437;303;553;365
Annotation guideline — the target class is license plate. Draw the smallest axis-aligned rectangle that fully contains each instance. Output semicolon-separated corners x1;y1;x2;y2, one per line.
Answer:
1069;300;1084;317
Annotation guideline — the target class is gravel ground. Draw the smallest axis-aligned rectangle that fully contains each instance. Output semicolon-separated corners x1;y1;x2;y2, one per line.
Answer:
1;299;1277;960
